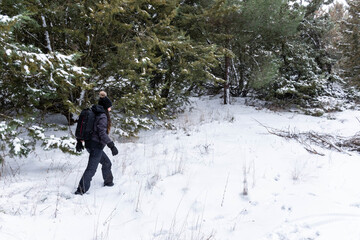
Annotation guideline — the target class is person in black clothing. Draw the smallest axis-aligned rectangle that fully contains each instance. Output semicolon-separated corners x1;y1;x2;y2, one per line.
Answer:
75;91;118;195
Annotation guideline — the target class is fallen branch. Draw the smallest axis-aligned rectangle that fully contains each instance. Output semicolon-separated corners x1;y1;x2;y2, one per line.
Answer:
255;119;353;156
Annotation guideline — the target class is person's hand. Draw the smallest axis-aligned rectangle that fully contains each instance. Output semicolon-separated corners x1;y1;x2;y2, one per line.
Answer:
111;146;118;156
76;140;84;152
107;141;118;156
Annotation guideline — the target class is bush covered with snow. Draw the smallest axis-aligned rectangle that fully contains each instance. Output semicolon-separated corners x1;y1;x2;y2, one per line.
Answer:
0;117;77;166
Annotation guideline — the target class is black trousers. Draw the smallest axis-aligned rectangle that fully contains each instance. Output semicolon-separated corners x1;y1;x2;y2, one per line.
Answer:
77;141;113;193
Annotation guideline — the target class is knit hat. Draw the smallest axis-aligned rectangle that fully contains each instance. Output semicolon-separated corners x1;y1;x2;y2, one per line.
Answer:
98;91;112;110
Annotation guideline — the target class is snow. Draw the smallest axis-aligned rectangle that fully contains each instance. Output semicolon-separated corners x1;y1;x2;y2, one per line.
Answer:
142;57;151;63
24;65;30;74
334;0;348;6
71;66;87;75
323;0;349;11
86;35;90;46
31;53;53;66
0;14;18;23
1;96;360;240
12;138;22;155
26;84;42;93
56;53;74;62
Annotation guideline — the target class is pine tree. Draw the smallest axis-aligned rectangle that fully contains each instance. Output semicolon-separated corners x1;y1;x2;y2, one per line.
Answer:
93;0;220;135
0;10;87;164
339;0;360;86
236;0;303;97
177;0;303;103
327;2;346;61
270;0;338;105
0;0;345;142
0;1;90;123
2;0;222;136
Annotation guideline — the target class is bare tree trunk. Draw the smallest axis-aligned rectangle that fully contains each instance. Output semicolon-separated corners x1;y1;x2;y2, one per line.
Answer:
65;7;68;46
41;15;52;52
224;55;230;104
79;90;86;106
231;57;241;96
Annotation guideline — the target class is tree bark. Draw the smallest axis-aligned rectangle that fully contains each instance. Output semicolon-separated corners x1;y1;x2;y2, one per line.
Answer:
224;55;230;104
41;15;52;52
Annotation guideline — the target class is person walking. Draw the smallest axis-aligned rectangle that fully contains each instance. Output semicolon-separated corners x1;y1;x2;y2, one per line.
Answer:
75;91;118;195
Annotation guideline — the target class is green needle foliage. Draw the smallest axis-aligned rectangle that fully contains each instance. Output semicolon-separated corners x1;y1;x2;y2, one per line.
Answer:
0;0;352;162
339;0;360;87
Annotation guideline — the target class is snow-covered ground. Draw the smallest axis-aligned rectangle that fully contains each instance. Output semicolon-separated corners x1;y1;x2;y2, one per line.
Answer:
1;96;360;240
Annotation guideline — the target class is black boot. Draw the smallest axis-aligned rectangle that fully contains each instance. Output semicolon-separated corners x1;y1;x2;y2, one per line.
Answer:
74;188;84;195
104;182;114;187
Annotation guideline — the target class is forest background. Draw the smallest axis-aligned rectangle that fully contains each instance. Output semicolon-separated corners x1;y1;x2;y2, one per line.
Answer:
0;0;359;163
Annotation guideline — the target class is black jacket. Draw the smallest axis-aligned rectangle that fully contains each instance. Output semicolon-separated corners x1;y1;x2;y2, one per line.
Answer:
87;105;112;148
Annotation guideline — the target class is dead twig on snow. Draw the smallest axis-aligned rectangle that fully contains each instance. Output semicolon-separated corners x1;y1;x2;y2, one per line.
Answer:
255;119;353;156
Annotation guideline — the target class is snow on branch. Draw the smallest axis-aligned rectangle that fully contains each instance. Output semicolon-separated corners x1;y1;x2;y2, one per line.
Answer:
0;113;78;167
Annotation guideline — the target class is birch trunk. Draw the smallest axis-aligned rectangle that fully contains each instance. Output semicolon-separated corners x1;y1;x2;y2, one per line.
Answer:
224;55;230;105
41;15;52;52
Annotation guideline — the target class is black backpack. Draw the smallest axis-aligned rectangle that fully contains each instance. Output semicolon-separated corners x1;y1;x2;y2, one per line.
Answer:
75;108;95;140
